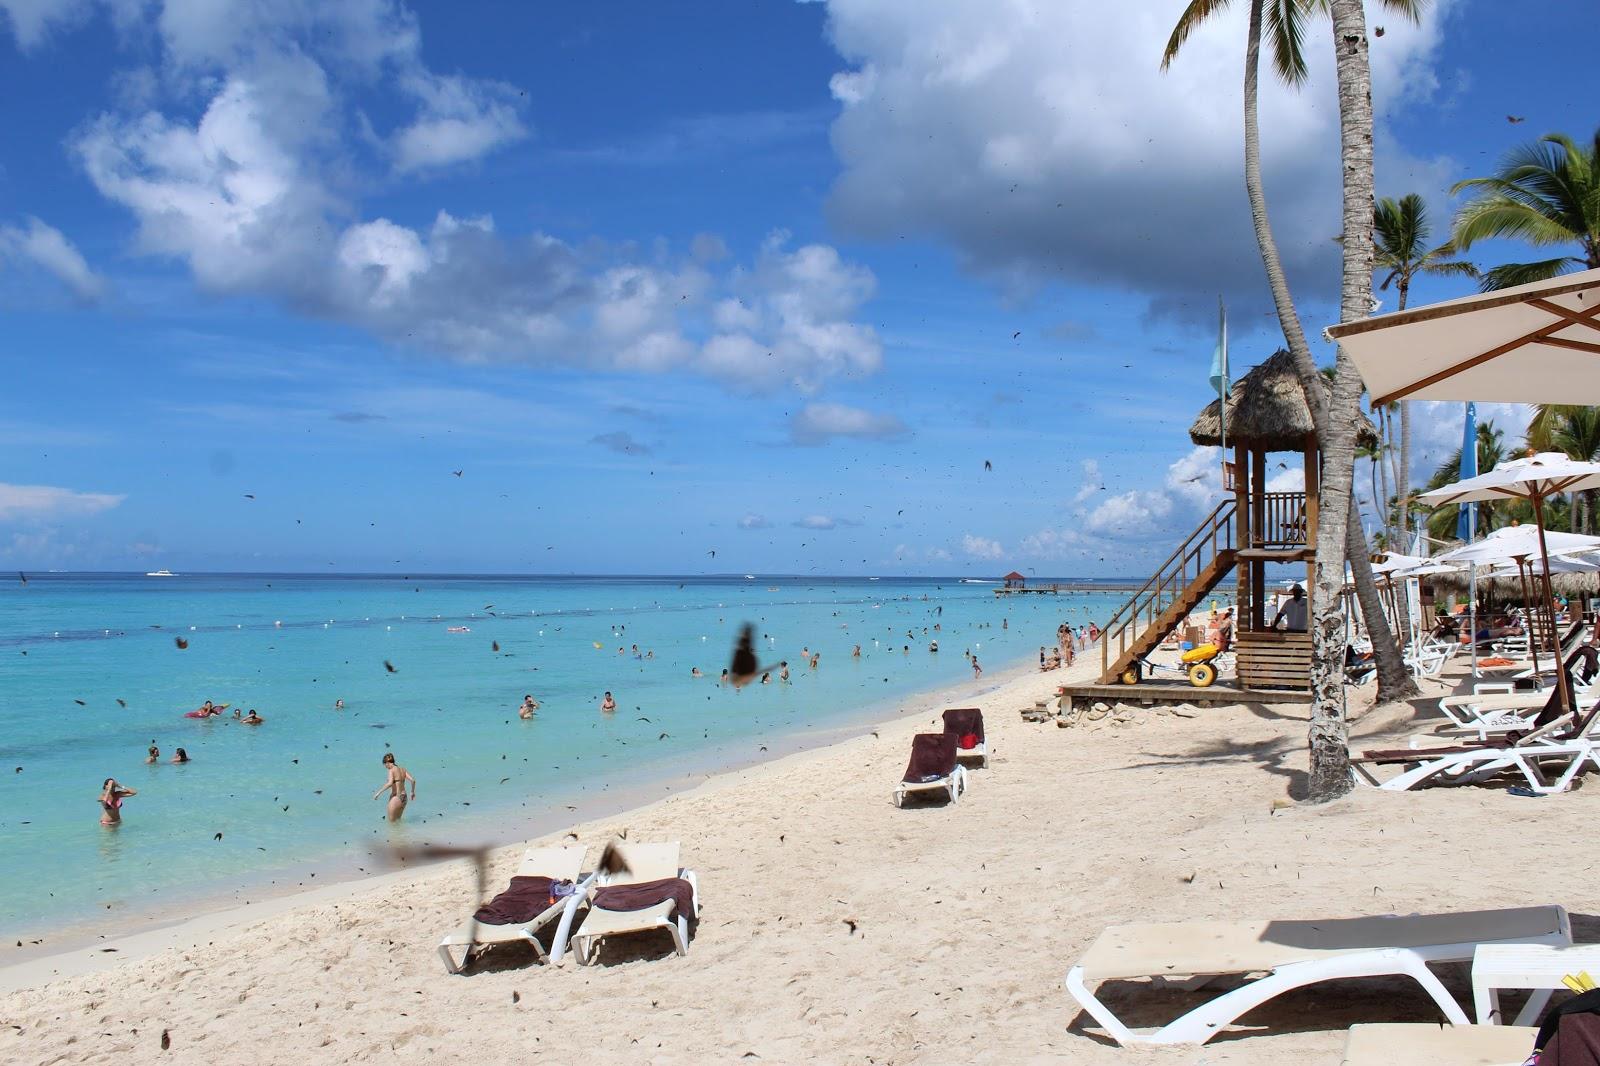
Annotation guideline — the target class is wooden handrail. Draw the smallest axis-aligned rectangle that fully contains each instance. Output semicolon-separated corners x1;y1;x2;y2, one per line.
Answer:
1100;499;1236;676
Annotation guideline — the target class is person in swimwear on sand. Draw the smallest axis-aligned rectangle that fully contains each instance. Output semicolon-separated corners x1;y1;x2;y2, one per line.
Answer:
599;691;616;713
372;753;415;821
99;778;135;826
172;747;190;764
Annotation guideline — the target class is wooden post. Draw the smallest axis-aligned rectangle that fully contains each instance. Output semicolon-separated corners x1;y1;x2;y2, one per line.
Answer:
1252;446;1267;630
1234;440;1249;628
1302;434;1320;605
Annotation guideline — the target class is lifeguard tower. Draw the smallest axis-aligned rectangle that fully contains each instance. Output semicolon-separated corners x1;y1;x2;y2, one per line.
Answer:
1061;351;1376;712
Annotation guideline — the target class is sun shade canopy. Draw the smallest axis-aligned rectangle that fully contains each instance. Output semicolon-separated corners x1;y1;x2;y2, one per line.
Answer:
1326;268;1600;406
1419;453;1600;507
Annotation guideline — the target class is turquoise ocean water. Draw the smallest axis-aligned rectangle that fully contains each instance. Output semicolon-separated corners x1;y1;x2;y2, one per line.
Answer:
0;574;1122;937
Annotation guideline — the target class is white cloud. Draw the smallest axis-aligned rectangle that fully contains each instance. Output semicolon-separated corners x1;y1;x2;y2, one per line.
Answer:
0;482;125;520
0;216;106;302
795;515;838;530
1018;526;1094;560
1165;445;1222;507
44;1;881;394
738;513;772;530
960;533;1005;560
821;0;1458;318
789;401;907;444
392;71;527;172
1083;489;1174;537
1071;458;1104;505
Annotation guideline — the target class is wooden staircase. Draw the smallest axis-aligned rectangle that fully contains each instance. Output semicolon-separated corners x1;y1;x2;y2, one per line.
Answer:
1099;500;1238;684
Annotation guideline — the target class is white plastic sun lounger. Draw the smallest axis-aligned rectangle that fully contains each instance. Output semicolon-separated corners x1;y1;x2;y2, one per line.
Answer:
1352;736;1600;793
1063;905;1570;1046
568;841;700;965
894;764;967;807
1341;1023;1536;1066
437;844;592;973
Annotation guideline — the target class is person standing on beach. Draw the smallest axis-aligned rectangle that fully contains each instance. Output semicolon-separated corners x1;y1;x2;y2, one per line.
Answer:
372;753;415;821
972;657;982;679
99;778;135;826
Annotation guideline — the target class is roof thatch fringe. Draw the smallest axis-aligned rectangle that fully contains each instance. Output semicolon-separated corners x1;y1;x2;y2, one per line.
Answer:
1189;349;1378;452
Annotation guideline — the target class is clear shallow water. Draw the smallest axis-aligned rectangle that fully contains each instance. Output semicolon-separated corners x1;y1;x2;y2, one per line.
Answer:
0;574;1121;934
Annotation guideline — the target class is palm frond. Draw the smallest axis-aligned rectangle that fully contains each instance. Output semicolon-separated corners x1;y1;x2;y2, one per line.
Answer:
1375;0;1425;23
1162;0;1234;69
1265;0;1310;85
1418;259;1478;279
1453;199;1582;249
1478;257;1581;292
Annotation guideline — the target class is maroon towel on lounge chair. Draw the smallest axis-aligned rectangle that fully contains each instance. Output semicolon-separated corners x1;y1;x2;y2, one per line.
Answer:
1544;1012;1600;1065
473;875;557;926
902;732;957;783
942;707;985;747
592;877;695;918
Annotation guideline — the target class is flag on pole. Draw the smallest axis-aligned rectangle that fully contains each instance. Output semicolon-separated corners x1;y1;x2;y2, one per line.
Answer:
1208;297;1228;453
1456;401;1477;541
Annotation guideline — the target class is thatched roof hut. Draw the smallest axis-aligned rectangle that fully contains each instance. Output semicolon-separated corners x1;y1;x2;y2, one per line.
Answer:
1189;350;1378;452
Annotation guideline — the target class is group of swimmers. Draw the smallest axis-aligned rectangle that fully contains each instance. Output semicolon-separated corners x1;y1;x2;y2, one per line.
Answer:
186;700;264;724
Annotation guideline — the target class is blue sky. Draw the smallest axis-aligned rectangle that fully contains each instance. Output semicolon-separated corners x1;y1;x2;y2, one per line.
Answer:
0;0;1592;575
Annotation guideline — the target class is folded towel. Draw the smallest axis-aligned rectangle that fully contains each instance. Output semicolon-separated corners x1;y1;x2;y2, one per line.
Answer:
473;875;558;926
592;876;695;918
942;707;985;745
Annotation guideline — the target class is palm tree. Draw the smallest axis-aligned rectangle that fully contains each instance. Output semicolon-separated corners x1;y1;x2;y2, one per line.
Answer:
1356;439;1385;541
1164;0;1423;801
1424;421;1505;543
1548;407;1600;534
1451;128;1600;291
1373;193;1478;542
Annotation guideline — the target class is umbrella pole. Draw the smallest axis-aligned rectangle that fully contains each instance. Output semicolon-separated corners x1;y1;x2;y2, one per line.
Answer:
1515;556;1540;678
1531;494;1572;713
1468;504;1479;684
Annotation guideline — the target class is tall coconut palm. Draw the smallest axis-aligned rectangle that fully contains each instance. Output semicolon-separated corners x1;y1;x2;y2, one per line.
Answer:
1164;0;1423;800
1372;192;1478;543
1451;128;1600;291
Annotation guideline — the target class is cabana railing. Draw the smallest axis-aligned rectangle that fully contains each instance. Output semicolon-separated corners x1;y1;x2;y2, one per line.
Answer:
1254;491;1309;549
1100;500;1237;683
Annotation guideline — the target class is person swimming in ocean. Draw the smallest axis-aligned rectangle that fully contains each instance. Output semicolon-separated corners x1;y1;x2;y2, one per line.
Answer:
372;753;415;822
171;747;190;764
852;645;861;658
779;661;790;682
691;667;703;678
99;778;136;826
718;669;729;685
519;694;540;719
242;709;263;725
600;691;616;713
146;743;160;764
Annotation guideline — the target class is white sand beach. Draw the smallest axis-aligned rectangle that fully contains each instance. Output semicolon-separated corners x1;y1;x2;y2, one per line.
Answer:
3;654;1589;1065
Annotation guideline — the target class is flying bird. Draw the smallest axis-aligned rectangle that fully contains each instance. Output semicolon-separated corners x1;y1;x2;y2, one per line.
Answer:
1507;114;1525;123
384;660;397;673
596;838;633;877
983;461;992;471
16;572;26;585
451;470;463;477
243;494;256;499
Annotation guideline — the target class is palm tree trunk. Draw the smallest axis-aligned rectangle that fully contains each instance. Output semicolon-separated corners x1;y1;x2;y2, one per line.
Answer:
1375;442;1390;543
1244;0;1357;800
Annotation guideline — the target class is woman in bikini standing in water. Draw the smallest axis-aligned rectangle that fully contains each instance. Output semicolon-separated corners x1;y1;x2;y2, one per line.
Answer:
99;778;136;826
372;753;415;821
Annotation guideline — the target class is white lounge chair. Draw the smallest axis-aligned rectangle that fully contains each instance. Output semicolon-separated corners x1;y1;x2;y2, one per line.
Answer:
1342;1023;1537;1066
893;732;967;807
1063;905;1570;1047
568;841;699;965
1352;726;1600;793
437;844;592;973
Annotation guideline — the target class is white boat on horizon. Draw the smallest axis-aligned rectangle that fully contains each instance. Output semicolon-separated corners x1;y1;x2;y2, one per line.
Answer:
145;569;178;577
744;574;756;580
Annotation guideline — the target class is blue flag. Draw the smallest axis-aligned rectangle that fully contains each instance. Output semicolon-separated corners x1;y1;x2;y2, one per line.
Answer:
1208;297;1228;448
1456;401;1477;541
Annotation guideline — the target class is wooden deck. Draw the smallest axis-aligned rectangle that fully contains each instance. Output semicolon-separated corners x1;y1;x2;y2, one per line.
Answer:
1056;680;1312;713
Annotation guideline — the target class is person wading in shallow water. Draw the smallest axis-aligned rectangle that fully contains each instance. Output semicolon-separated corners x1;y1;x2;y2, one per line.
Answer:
99;778;136;827
372;753;415;822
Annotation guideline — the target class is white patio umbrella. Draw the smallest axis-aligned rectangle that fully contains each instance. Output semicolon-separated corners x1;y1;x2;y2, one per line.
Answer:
1421;454;1600;709
1483;554;1600;579
1436;524;1600;566
1371;551;1427;576
1326;268;1600;406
